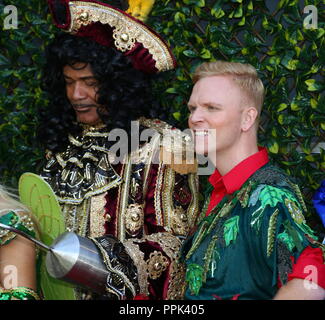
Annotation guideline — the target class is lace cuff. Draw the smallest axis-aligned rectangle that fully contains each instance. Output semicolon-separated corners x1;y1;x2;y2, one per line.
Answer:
91;235;140;300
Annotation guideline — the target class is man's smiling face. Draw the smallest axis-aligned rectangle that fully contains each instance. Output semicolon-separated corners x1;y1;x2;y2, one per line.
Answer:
188;75;245;160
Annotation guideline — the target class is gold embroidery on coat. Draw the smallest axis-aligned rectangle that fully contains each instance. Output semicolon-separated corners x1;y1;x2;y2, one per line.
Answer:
154;162;164;226
187;173;199;228
146;251;169;280
89;193;107;238
125;203;144;236
118;155;132;242
161;167;175;233
171;206;189;236
167;261;186;299
144;233;185;299
123;240;149;295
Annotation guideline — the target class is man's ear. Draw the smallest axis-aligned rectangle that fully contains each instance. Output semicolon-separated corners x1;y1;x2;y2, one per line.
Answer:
242;107;258;132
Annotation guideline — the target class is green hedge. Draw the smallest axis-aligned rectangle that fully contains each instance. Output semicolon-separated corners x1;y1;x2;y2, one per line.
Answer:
0;0;324;231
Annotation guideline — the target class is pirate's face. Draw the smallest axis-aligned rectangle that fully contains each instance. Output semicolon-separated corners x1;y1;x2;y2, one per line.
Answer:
63;62;102;125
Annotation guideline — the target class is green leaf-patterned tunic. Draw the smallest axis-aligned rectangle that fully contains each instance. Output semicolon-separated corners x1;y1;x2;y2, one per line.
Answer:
181;163;322;300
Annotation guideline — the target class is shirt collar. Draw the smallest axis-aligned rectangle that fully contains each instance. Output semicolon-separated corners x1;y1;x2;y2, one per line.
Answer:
208;147;269;195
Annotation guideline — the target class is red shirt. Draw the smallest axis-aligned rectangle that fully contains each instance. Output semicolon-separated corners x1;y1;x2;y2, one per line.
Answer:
206;147;325;289
206;147;268;215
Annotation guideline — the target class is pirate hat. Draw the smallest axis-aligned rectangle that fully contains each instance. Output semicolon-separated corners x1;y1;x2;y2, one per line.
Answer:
48;0;176;73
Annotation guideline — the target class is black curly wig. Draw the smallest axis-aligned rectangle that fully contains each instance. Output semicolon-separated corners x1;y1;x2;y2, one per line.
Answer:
37;33;171;153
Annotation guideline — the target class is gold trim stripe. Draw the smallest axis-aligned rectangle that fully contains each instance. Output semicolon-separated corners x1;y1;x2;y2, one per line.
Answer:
118;154;132;242
187;173;199;229
161;167;175;233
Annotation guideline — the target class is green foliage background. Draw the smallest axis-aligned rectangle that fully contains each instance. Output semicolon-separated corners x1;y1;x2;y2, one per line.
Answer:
0;0;324;232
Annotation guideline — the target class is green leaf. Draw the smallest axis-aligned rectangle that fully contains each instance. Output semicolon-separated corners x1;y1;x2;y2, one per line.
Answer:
224;216;240;247
241;47;249;55
183;0;205;7
277;231;295;252
269;141;279;154
305;154;315;161
277;103;288;112
238;16;245;26
290;102;300;111
185;263;204;296
259;186;296;209
315;28;325;39
262;16;272;30
197;0;205;7
219;44;241;55
183;50;197;58
305;79;322;91
211;6;225;19
288;0;298;6
173;112;181;121
234;4;243;18
200;48;211;59
250;206;265;233
277;0;289;9
0;54;10;66
174;12;185;23
271;128;277;138
310;99;317;109
165;87;177;94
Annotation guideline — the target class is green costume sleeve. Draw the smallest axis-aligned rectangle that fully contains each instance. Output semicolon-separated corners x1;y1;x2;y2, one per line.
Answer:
249;184;318;287
0;210;35;246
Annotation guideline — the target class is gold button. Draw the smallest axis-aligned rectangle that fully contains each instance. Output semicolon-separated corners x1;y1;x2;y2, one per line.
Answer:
120;33;129;42
154;263;162;270
131;213;140;222
79;12;89;21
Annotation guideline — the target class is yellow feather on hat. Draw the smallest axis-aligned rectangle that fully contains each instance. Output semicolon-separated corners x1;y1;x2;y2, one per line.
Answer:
126;0;155;22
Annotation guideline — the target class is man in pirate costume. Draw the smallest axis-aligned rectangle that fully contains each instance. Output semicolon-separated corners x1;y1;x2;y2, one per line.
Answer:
37;0;199;300
182;61;325;300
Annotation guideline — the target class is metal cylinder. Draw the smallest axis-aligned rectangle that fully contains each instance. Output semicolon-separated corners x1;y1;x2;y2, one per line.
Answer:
46;232;109;293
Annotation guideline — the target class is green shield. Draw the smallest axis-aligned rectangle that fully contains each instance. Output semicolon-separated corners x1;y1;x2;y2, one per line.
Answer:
18;172;76;300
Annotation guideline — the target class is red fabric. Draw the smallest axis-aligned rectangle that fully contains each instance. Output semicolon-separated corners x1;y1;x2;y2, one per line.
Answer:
104;163;122;236
77;22;114;48
206;147;269;215
124;42;158;74
48;0;71;29
133;294;149;300
288;246;325;289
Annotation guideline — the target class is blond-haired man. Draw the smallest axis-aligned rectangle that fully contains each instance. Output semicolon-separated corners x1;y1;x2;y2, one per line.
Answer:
181;61;325;300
